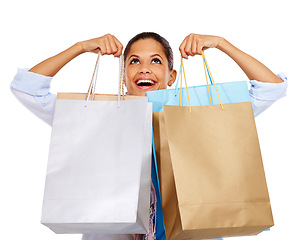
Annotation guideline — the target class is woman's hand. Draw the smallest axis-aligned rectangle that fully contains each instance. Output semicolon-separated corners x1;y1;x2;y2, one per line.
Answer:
29;34;123;76
80;34;123;57
179;33;282;83
179;34;223;59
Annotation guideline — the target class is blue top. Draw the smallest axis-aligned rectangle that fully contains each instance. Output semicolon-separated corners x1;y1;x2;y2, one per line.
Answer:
151;146;167;240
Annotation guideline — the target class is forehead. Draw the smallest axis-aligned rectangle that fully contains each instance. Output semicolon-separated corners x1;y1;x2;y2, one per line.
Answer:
127;38;166;57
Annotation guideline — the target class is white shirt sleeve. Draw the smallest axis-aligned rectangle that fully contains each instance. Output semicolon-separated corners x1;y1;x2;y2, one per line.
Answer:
11;69;288;125
249;73;288;117
10;68;56;126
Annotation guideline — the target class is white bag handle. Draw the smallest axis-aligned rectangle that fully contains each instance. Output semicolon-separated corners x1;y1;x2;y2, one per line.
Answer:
86;52;125;104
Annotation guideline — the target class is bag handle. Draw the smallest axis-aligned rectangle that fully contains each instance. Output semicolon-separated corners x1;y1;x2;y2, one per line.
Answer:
86;52;125;104
176;51;224;111
180;56;192;112
201;51;223;110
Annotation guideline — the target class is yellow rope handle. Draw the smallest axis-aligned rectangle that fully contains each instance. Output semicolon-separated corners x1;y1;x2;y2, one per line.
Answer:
202;54;212;105
180;56;192;112
201;51;224;110
180;58;183;106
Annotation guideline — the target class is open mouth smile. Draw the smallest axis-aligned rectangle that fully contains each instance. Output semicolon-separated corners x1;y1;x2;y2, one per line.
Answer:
135;78;157;90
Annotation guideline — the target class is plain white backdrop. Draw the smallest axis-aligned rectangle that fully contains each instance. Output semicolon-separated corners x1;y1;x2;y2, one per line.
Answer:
1;0;296;239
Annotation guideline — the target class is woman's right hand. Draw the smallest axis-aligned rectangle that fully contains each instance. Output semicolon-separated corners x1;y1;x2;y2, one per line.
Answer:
29;34;123;77
80;34;123;57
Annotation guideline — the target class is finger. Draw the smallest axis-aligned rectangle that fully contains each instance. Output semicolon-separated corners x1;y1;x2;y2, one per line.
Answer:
197;41;204;55
113;36;123;57
107;34;120;55
179;37;188;59
191;37;198;55
88;44;100;54
104;37;113;55
92;48;100;54
99;41;107;55
184;34;195;57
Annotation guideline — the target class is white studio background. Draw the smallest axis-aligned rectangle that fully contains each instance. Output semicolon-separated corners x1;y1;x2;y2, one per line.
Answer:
0;0;296;240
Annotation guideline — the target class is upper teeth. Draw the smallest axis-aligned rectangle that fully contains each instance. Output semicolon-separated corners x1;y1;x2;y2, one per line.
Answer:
136;79;155;85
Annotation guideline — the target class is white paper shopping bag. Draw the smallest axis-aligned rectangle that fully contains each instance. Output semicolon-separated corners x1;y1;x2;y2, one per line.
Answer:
41;54;152;234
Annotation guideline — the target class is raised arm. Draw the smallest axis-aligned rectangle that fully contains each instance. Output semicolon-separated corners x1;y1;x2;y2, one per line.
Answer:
29;34;123;77
179;34;282;83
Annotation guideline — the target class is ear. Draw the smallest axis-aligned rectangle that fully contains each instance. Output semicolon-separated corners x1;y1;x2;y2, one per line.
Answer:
167;69;177;87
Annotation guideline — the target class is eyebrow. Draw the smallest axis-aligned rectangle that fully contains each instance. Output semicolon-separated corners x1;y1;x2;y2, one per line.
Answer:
128;54;140;59
128;54;164;60
151;54;163;60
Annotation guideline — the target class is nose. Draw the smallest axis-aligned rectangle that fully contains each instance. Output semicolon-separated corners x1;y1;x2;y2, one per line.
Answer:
139;63;151;74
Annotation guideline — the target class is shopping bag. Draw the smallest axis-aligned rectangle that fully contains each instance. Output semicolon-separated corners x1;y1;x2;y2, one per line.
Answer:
147;53;253;239
41;54;153;234
147;53;273;240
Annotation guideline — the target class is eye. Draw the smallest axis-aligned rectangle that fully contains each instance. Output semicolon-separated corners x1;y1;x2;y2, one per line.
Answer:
152;58;162;64
130;58;140;64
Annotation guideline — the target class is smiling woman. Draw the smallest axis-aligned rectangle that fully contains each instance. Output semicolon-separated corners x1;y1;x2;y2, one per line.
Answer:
10;32;287;240
122;32;177;96
123;36;177;96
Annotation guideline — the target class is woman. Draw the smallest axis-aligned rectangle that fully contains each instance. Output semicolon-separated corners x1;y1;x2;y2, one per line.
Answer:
11;32;287;240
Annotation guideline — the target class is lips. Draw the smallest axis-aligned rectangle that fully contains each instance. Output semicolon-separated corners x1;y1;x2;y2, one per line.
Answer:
135;78;157;90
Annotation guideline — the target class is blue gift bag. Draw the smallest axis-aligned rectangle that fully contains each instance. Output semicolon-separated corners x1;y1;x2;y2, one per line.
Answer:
147;54;251;112
147;80;251;112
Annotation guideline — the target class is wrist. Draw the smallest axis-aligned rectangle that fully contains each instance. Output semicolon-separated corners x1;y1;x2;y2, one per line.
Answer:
73;42;85;55
216;37;228;51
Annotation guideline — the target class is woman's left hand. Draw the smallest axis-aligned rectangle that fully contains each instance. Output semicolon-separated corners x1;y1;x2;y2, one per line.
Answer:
179;33;283;83
179;34;223;59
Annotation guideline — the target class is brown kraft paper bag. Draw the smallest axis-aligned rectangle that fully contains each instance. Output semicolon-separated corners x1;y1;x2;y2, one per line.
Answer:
157;102;274;240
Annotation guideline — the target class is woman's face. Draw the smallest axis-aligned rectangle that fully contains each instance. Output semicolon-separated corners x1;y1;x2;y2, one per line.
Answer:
124;38;177;96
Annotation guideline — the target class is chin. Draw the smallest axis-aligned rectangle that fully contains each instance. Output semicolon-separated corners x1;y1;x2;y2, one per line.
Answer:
130;87;159;97
136;91;148;97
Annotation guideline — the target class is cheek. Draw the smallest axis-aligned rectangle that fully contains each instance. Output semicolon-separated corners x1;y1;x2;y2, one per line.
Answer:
124;70;136;94
124;71;132;87
158;70;170;87
125;67;136;83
